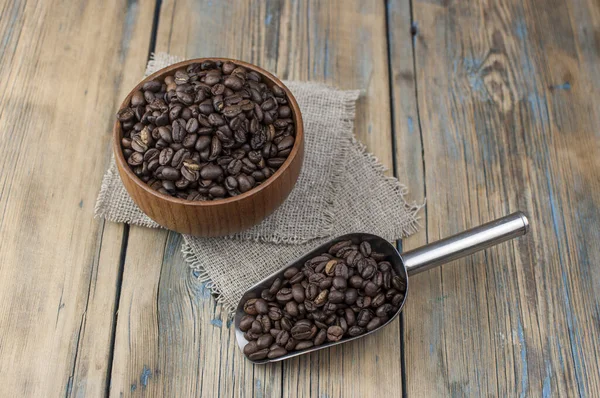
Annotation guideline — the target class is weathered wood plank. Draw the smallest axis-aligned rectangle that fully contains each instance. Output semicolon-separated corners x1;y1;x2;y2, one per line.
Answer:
0;0;156;396
389;0;600;395
109;0;401;396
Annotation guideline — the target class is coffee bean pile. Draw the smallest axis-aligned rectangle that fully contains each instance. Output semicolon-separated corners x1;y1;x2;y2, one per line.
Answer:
117;60;295;200
240;239;407;360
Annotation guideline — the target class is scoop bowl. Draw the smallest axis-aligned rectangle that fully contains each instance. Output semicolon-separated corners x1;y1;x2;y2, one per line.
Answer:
234;211;530;363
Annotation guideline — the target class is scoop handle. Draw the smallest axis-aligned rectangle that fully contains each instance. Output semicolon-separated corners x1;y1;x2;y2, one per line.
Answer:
402;211;529;276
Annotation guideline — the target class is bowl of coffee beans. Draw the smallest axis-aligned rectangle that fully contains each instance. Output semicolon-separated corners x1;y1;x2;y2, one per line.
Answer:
113;58;304;236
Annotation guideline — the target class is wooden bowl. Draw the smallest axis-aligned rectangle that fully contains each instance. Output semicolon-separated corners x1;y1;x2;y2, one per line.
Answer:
113;58;304;236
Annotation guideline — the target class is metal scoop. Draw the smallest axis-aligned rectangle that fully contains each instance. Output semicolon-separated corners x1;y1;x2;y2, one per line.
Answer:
235;211;529;363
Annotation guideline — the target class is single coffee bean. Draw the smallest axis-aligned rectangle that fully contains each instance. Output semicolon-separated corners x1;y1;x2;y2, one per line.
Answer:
349;275;364;289
268;346;287;359
391;293;405;307
276;288;293;303
345;308;356;326
356;296;371;309
326;325;344;342
361;264;376;280
239;315;255;332
305;283;319;301
332;276;347;291
372;293;386;308
256;334;274;349
291;322;314;340
285;301;299;317
259;315;272;333
314;329;327;346
275;330;290;346
366;317;384;331
292;284;305;303
318;277;333;290
364;281;380;297
359;241;372;257
348;326;365;337
376;304;394;318
328;290;345;304
344;288;358;305
392;275;407;291
314;290;329;306
248;348;269;361
357;309;373;327
295;340;314;350
284;267;299;279
244;298;259;315
243;341;259;356
261;289;275;302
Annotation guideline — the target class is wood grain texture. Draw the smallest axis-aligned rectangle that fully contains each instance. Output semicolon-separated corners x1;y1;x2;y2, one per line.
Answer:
108;0;401;397
0;0;155;396
390;0;600;396
114;58;305;237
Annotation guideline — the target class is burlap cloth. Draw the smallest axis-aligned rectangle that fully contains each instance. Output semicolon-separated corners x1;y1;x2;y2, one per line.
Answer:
96;53;421;312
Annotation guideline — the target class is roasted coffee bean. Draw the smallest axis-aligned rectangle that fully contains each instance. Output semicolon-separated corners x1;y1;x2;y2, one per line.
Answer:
269;278;283;294
348;326;365;337
261;289;275;301
276;288;293;303
248;348;269;361
268;346;287;359
285;301;299;317
281;317;293;331
357;309;373;327
291;321;314;340
332;276;347;291
257;334;274;349
344;288;358;305
244;298;259;315
305;283;319;301
239;315;255;332
250;320;263;335
364;282;380;296
328;290;345;304
356;296;371;309
359;241;372;257
326;326;344;342
284;267;299;279
366;317;383;331
259;315;272;333
314;290;329;307
325;260;338;276
392;276;407;291
292;284;305;303
361;264;377;280
275;330;290;346
349;275;364;289
392;293;405;307
314;329;327;346
243;341;259;356
295;341;313;350
376;304;394;318
199;163;223;180
372;293;386;308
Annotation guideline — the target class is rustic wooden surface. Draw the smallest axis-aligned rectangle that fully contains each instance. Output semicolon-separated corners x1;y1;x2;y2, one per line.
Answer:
0;0;598;397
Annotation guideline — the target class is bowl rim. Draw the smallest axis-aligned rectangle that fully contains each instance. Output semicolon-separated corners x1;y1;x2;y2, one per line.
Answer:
113;57;304;207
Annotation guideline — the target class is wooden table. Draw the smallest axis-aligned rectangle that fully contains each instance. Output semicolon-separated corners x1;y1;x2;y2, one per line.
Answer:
1;0;599;396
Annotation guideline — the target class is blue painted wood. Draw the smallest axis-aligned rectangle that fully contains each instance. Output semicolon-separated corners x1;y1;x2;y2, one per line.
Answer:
388;0;600;395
